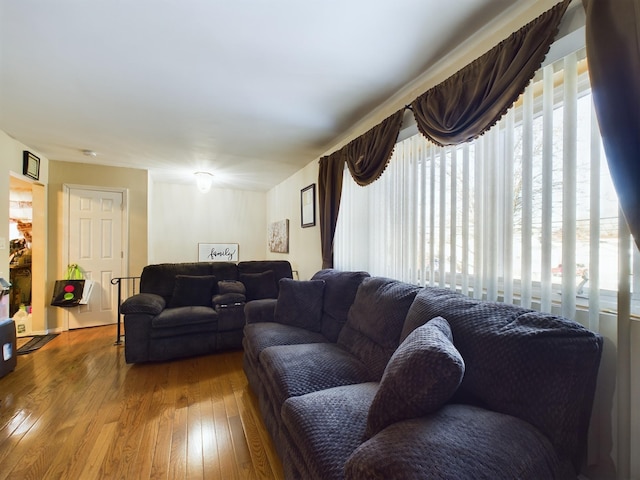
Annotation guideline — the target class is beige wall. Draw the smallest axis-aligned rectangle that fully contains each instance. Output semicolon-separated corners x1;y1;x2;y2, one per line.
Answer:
266;160;321;280
149;182;267;264
47;160;148;331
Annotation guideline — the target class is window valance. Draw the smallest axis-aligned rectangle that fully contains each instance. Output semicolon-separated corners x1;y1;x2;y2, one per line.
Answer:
411;0;570;146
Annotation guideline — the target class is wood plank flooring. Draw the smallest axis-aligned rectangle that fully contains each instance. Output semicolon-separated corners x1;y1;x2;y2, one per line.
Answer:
0;325;284;480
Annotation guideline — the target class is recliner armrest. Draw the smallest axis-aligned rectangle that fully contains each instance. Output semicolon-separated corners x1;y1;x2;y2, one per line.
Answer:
244;298;277;324
120;293;165;315
213;292;246;306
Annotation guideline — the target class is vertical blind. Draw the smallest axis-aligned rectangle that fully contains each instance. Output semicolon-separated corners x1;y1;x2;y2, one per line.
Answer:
334;46;634;324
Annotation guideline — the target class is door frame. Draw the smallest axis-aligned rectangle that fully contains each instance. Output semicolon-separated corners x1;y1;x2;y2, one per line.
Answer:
62;184;129;330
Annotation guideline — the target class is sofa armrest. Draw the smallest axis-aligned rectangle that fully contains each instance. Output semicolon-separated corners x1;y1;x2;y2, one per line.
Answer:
122;294;165;364
244;299;277;324
213;292;246;306
120;293;165;315
213;280;246;306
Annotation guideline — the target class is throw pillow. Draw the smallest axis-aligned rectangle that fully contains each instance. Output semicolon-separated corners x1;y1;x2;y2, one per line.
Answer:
167;275;217;308
240;270;278;301
274;278;325;332
364;316;465;439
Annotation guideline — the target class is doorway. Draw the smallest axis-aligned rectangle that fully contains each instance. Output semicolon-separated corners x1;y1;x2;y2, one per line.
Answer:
64;185;128;329
9;177;33;328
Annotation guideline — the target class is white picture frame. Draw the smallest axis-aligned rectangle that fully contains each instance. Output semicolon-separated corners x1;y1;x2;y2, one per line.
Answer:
197;243;239;262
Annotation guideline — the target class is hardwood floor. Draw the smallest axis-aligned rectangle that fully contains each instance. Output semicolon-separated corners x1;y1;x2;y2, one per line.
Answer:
0;325;284;480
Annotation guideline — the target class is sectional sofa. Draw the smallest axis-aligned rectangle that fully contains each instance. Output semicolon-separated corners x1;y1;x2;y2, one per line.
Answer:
243;268;604;479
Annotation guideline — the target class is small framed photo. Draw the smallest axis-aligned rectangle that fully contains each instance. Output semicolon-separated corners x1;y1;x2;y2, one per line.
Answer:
23;151;40;180
301;183;316;228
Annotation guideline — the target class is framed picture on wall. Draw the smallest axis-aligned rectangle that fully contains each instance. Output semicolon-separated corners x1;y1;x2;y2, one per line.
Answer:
198;243;239;262
268;219;289;253
23;151;40;180
301;183;316;228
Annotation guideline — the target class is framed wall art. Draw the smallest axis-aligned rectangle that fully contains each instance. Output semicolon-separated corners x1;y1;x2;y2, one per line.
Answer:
301;183;316;228
23;151;40;180
268;219;289;253
198;243;239;262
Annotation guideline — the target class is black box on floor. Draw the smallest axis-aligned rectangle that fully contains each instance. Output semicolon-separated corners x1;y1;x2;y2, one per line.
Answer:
0;318;17;378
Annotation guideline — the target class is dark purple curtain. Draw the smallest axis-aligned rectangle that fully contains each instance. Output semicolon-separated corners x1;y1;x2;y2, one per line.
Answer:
318;110;404;268
319;151;346;269
411;0;570;146
584;0;640;250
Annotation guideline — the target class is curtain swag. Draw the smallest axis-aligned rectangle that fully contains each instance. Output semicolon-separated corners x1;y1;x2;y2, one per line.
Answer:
343;109;405;186
411;0;570;147
319;108;405;267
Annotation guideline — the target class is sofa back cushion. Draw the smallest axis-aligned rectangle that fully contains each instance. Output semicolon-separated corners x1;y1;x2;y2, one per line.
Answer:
167;275;217;308
311;269;370;342
240;270;278;301
238;261;292;288
400;286;603;471
140;262;234;303
210;263;241;282
274;278;325;331
337;277;421;380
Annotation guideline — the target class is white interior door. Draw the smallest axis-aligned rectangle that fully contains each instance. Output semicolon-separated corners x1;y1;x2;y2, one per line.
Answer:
67;187;125;329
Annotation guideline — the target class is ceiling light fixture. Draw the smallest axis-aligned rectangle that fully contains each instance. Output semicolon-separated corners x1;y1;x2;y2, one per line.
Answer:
194;171;214;193
82;149;97;157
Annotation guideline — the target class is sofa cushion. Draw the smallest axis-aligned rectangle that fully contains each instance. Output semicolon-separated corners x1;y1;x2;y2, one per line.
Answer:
274;278;325;332
167;275;217;308
337;277;421;379
311;269;370;342
346;404;567;480
240;270;278;301
243;322;329;367
259;343;374;413
365;316;465;439
281;382;378;480
150;306;218;338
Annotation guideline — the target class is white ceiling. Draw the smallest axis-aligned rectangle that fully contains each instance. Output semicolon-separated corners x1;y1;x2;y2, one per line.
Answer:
0;0;522;191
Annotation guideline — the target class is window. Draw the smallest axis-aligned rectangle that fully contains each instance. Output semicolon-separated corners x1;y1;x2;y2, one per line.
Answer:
335;46;637;322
